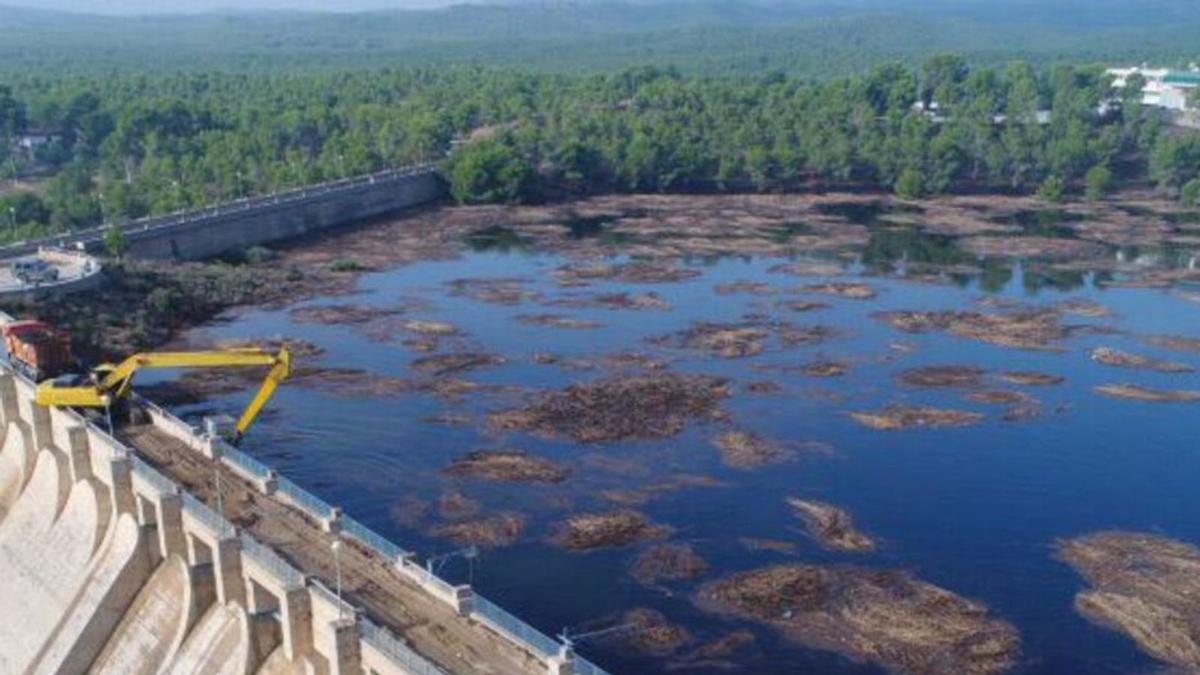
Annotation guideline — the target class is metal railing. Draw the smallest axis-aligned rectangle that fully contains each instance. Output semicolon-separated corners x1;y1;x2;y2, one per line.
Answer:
221;444;271;481
240;533;305;588
574;657;610;675
129;455;179;496
181;492;228;534
341;516;411;561
472;594;562;659
275;475;336;521
310;578;357;619
359;618;448;675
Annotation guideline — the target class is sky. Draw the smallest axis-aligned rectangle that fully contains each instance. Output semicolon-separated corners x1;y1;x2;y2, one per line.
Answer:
6;0;465;13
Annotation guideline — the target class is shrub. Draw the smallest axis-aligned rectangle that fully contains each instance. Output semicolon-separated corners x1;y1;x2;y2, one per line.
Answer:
894;167;925;200
1084;165;1112;201
1036;175;1066;203
1181;179;1200;208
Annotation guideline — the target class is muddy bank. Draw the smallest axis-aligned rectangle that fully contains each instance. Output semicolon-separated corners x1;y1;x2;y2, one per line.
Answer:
1094;384;1200;403
696;564;1020;674
1058;531;1200;668
630;543;709;585
851;405;984;430
1089;347;1193;373
553;511;670;550
444;450;569;483
490;373;729;442
786;498;875;553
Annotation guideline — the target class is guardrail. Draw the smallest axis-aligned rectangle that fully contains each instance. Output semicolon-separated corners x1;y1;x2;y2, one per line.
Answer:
360;618;449;675
275;475;337;521
341;516;411;562
0;163;438;257
240;533;306;589
472;594;563;659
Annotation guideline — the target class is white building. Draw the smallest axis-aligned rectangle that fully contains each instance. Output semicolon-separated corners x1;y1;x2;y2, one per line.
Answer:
1107;66;1200;111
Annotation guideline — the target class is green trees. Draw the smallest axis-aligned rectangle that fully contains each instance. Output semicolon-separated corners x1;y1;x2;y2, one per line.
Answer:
447;136;535;204
1181;179;1200;208
894;168;926;200
1085;165;1113;201
1037;175;1066;203
104;224;129;260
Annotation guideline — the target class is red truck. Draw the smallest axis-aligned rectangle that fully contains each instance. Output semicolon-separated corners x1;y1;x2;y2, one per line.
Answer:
2;320;74;382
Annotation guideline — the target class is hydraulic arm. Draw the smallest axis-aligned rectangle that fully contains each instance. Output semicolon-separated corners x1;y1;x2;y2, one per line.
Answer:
35;347;293;442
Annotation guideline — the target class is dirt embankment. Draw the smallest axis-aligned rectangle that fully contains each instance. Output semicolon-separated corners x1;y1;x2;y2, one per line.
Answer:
1058;531;1200;669
490;373;729;442
697;564;1020;674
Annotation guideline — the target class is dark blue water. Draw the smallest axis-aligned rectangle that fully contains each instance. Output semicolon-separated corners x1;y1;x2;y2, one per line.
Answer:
152;237;1200;674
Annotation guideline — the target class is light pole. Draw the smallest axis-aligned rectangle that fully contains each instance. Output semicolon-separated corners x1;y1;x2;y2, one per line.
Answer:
331;538;345;621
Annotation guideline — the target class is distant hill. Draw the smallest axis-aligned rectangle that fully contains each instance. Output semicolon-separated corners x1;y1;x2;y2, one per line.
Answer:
1;0;1197;76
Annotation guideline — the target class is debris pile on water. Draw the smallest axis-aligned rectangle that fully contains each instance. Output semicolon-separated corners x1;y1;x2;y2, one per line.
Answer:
715;280;781;296
434;513;526;548
445;450;569;483
668;630;757;671
491;374;729;442
1089;347;1193;373
1058;531;1200;669
964;390;1035;405
515;314;603;329
554;511;670;550
1094;384;1200;402
786;498;876;553
630;543;710;585
800;282;877;299
619;608;692;656
411;352;505;376
448;277;543;305
546;292;670;311
1144;335;1200;354
697;564;1020;674
715;431;794;469
672;322;771;358
851;405;984;430
899;365;985;387
556;261;702;284
874;308;1073;350
778;300;830;313
997;371;1065;386
289;304;400;325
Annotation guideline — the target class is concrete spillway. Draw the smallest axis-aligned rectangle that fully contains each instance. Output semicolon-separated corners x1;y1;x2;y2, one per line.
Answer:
0;365;594;675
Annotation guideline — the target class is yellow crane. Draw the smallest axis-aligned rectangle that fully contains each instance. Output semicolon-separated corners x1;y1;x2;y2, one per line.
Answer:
35;347;293;444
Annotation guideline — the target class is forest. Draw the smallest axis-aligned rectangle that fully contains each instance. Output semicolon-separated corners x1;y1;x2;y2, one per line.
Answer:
1;57;1199;244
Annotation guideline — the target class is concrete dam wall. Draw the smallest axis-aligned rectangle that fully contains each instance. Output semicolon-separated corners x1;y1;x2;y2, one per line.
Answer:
0;364;604;675
0;165;444;262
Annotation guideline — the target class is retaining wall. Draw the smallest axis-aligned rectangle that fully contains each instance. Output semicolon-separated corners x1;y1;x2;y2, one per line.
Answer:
0;165;444;262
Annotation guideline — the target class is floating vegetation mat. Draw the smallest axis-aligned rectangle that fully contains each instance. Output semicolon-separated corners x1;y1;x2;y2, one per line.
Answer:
714;431;795;469
874;308;1075;351
491;374;729;442
850;405;984;430
289;304;401;325
1094;384;1200;402
515;314;603;329
411;352;505;376
553;511;670;550
444;450;569;483
800;282;877;299
996;371;1065;386
786;498;876;553
1089;347;1194;373
617;608;693;656
1058;531;1200;669
433;513;526;548
696;564;1020;674
899;365;986;388
630;543;710;585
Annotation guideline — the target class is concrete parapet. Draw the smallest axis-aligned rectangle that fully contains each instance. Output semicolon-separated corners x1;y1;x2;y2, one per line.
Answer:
214;536;247;608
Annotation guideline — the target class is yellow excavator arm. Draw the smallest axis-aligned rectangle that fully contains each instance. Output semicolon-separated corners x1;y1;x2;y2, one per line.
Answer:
36;348;293;442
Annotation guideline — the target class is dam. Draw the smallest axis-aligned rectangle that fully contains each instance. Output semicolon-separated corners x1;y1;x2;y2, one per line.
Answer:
0;359;607;675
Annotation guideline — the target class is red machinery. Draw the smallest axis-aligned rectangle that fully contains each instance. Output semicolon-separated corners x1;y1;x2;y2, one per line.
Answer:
2;320;74;382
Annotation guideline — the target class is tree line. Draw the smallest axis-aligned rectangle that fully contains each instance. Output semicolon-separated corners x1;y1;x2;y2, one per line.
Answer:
0;58;1198;244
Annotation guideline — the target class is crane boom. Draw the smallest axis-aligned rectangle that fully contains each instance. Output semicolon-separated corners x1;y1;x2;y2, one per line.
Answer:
36;347;293;442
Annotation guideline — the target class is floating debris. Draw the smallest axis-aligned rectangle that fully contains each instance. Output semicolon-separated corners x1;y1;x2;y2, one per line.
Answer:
714;431;794;469
601;475;725;507
1055;299;1111;318
1144;335;1200;354
1089;347;1194;373
800;282;877;299
399;319;459;336
1058;531;1200;669
697;564;1020;675
434;513;525;548
786;498;876;553
745;380;784;394
515;314;604;329
289;304;400;325
778;300;830;313
1094;384;1200;403
997;371;1065;386
553;511;670;550
619;608;692;656
667;630;756;671
850;406;984;430
630;543;709;585
715;280;780;296
411;352;505;376
899;365;985;388
556;261;702;284
491;374;729;442
673;322;771;358
438;491;481;520
447;277;542;305
959;236;1107;261
768;261;846;277
874;308;1072;350
964;390;1035;405
547;292;670;311
739;538;799;555
445;450;569;484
